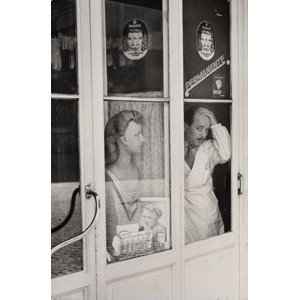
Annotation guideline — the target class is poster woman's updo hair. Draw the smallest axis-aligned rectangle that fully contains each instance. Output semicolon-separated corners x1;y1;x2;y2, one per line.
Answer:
105;110;144;165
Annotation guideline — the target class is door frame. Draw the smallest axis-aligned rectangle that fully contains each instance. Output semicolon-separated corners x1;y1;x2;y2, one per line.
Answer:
51;0;97;299
57;0;249;299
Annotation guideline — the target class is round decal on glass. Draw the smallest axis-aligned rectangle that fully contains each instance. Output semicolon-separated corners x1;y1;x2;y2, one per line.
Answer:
196;21;215;61
122;19;149;61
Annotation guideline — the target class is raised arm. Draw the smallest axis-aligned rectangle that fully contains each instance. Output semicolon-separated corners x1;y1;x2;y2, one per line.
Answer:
211;123;231;164
197;107;231;165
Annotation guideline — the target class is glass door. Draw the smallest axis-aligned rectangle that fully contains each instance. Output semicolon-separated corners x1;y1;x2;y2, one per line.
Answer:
51;0;247;299
51;0;97;299
181;1;242;299
90;1;183;299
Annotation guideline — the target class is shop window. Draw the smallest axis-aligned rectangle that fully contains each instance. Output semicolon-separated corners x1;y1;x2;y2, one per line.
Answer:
183;0;232;245
51;99;83;278
51;0;78;94
104;0;171;263
183;0;230;99
105;0;164;97
51;0;82;278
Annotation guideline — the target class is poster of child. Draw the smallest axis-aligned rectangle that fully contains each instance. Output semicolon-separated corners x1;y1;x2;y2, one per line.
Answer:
139;204;167;242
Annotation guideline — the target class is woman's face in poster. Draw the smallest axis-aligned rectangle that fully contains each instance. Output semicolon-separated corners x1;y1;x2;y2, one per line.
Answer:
196;22;215;61
122;121;145;154
122;19;149;60
127;31;143;52
200;32;212;52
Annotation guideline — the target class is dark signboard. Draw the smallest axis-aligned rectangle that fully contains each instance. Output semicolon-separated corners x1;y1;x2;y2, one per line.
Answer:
183;0;230;99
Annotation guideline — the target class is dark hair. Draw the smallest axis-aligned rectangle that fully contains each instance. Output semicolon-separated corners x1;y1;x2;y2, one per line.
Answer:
184;105;203;126
105;110;144;165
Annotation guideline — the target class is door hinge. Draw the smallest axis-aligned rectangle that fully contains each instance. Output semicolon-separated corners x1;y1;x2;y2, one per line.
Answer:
237;172;243;196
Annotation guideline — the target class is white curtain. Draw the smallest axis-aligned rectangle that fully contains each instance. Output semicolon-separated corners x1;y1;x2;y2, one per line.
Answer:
107;101;166;197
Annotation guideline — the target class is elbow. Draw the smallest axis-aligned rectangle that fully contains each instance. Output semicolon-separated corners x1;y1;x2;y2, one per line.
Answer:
219;147;231;164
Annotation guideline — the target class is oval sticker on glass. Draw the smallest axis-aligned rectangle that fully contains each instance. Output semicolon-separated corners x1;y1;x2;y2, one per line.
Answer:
122;19;149;61
196;21;215;61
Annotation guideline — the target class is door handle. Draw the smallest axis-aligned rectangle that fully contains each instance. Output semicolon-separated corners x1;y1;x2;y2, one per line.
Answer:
237;172;243;196
51;186;100;255
51;187;80;234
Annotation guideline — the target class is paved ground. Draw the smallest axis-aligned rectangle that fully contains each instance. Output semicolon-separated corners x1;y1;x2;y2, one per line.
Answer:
51;183;83;279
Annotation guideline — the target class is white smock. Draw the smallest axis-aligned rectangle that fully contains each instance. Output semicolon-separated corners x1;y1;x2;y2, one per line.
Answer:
185;123;231;244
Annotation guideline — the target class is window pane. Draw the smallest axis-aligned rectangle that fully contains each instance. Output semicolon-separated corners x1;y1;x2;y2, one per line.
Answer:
104;101;171;263
105;0;164;97
183;0;230;99
184;103;231;244
51;99;83;278
51;0;78;94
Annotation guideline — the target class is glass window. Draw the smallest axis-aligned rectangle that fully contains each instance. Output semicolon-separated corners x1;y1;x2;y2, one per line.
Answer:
183;0;230;99
51;99;83;278
104;101;171;263
105;0;164;97
184;103;231;244
51;0;78;94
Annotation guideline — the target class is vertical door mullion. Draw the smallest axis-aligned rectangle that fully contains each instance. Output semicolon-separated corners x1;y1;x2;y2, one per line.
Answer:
76;0;97;298
230;0;241;237
169;0;185;299
90;0;107;299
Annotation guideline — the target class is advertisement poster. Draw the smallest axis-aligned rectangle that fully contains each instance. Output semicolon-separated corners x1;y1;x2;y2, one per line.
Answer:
183;0;230;99
105;0;163;96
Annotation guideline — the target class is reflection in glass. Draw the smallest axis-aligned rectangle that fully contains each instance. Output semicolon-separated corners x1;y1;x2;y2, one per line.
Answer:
105;0;164;96
184;103;231;244
51;99;82;278
51;0;78;94
104;101;170;263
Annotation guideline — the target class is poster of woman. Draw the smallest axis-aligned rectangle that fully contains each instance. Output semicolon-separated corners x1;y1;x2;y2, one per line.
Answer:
122;19;149;60
196;21;216;61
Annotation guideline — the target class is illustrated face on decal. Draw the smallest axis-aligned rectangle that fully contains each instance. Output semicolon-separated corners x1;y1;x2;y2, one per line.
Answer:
196;21;215;61
200;32;212;52
122;19;149;60
127;30;143;52
216;79;222;90
140;209;157;228
139;204;163;230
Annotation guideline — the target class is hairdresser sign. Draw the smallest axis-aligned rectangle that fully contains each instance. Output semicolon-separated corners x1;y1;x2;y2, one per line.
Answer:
185;55;230;97
183;0;230;99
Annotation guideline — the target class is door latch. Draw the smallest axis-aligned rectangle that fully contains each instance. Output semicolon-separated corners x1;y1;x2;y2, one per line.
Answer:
237;172;243;196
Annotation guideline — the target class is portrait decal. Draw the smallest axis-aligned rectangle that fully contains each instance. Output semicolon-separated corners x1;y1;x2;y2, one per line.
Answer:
196;21;215;61
122;19;149;61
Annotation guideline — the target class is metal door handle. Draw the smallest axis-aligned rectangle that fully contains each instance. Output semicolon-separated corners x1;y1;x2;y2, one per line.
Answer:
237;172;243;196
51;187;100;255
